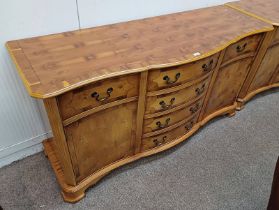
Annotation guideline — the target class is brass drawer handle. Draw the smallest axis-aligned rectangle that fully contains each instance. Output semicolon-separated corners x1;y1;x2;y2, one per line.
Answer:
155;118;171;130
91;87;113;102
195;84;206;96
185;121;194;131
190;103;200;114
159;98;175;110
163;73;181;84
202;59;214;72
236;43;247;53
153;136;167;147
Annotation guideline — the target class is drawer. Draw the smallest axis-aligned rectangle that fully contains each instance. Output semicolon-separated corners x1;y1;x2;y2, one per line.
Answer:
143;99;202;133
141;115;198;151
147;53;220;91
145;77;210;114
223;34;263;63
58;74;139;119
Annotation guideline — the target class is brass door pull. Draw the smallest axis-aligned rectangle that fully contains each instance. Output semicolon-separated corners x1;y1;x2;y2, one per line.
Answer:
91;87;113;102
190;103;200;114
195;84;206;96
236;43;247;53
202;59;214;72
159;98;175;110
163;73;181;84
185;121;194;131
153;136;167;146
155;118;171;130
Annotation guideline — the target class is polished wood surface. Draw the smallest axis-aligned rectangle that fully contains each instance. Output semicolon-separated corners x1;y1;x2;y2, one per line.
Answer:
248;44;279;93
273;28;279;45
143;98;202;134
222;34;262;63
145;76;210;114
44;98;76;186
6;6;272;98
7;3;278;204
58;73;139;119
202;32;264;118
227;0;279;26
141;115;198;151
226;0;279;108
65;102;137;182
147;53;219;91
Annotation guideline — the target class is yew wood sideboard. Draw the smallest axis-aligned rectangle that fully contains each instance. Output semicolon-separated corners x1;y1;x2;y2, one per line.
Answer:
6;4;278;203
226;0;279;109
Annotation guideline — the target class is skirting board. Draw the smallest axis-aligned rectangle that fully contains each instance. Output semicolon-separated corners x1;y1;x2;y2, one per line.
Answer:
0;131;52;168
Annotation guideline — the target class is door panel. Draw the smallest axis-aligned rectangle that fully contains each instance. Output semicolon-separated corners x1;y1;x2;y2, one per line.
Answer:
248;45;279;92
204;58;253;117
65;102;137;182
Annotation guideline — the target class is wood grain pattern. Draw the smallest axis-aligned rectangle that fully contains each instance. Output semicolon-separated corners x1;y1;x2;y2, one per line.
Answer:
237;31;275;100
203;56;254;117
145;76;210;114
65;102;137;182
43;98;76;186
141;115;198;152
273;67;279;83
143;99;202;133
273;28;279;45
134;71;148;154
147;53;219;91
58;74;139;119
6;6;272;98
222;34;262;63
248;44;279;93
227;0;279;26
11;2;278;204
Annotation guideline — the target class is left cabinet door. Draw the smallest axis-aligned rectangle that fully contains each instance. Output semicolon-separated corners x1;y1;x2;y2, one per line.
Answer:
64;102;137;182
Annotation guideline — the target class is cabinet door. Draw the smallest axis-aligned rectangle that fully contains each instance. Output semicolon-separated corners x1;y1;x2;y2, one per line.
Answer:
65;102;137;182
204;58;253;116
248;45;279;92
274;69;279;83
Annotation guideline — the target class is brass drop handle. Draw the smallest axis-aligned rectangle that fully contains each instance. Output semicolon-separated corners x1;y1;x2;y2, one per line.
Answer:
163;73;181;84
236;43;247;53
159;98;175;110
190;103;200;114
153;136;167;146
202;59;214;72
195;84;206;96
91;87;113;102
156;118;171;130
185;121;194;131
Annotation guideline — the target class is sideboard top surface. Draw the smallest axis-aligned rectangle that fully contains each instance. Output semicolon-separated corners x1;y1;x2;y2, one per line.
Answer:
227;0;279;26
6;5;273;98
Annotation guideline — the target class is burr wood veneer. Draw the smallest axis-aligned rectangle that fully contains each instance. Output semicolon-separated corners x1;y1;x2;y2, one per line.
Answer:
6;4;278;203
226;0;279;110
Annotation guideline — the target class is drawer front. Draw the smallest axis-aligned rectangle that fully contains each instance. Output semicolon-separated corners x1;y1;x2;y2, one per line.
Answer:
147;53;219;91
143;99;202;133
58;74;139;119
141;116;198;151
223;34;262;63
145;77;210;114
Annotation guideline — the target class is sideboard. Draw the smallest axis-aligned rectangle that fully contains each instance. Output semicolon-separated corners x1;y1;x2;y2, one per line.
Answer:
226;0;279;110
6;3;278;203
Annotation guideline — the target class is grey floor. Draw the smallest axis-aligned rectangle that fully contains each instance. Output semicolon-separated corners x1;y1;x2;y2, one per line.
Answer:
1;90;279;210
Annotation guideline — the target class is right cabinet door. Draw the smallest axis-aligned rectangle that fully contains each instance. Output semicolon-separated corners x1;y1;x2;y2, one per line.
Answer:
248;44;279;92
204;57;253;117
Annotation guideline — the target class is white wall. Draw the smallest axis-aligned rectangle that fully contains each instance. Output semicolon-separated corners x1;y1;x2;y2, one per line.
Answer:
0;0;233;168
